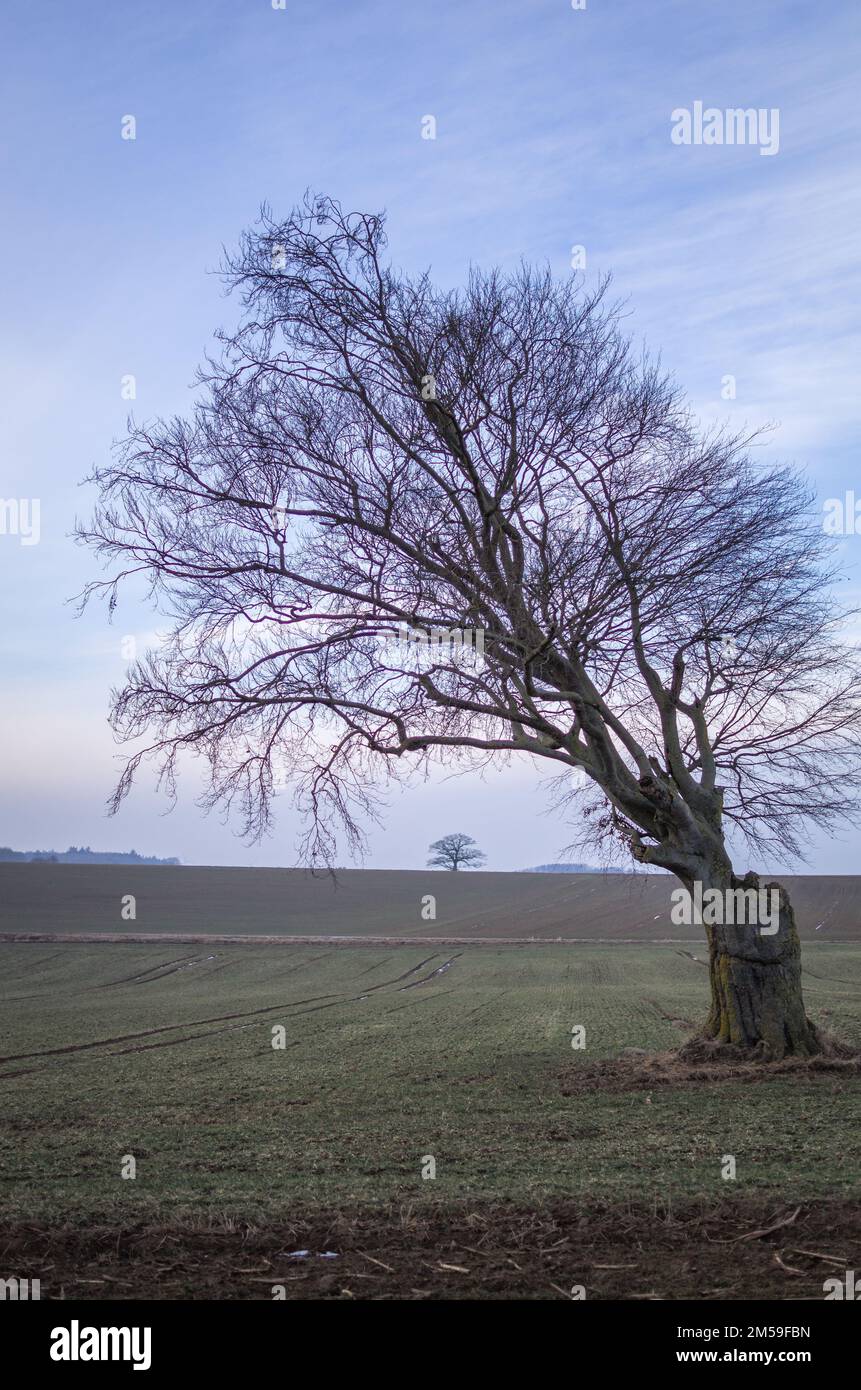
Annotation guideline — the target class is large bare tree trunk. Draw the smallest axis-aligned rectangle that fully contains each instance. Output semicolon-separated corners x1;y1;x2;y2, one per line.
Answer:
688;863;822;1059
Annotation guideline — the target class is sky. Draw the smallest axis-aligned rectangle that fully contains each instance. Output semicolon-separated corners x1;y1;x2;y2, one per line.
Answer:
1;0;859;871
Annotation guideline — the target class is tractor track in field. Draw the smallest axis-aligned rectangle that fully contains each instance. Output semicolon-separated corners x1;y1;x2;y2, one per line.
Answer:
0;949;370;1005
0;952;462;1077
92;952;210;987
399;954;462;988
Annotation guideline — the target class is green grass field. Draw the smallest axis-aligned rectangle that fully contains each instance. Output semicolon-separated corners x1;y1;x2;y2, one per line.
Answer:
2;941;859;1228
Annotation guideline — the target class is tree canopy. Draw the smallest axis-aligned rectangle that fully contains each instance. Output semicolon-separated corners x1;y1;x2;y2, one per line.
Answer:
79;195;861;882
427;833;486;871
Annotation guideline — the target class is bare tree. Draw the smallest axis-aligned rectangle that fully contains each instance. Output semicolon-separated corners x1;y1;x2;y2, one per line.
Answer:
78;194;861;1058
427;833;486;871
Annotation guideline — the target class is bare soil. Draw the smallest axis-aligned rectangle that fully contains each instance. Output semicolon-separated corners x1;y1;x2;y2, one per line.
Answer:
0;932;711;946
2;865;858;941
3;1198;857;1300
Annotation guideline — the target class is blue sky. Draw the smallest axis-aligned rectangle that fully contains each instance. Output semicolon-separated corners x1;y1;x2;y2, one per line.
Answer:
1;0;860;870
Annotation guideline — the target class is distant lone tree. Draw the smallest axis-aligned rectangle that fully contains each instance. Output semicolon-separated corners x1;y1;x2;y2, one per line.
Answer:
427;833;486;871
79;194;861;1059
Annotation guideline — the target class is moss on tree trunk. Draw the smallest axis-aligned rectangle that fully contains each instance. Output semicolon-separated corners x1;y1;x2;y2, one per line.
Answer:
698;876;822;1059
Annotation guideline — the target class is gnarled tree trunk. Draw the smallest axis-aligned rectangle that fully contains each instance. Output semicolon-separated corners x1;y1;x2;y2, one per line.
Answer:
690;864;822;1059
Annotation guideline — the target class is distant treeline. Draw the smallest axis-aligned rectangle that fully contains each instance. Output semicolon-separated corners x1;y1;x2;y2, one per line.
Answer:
0;846;180;865
524;862;627;874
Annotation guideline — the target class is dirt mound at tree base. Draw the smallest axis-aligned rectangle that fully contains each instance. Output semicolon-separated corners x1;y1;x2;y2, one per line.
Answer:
560;1047;861;1096
2;1198;857;1300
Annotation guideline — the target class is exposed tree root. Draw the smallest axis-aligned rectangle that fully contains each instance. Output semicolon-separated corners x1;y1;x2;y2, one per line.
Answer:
677;1030;859;1066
